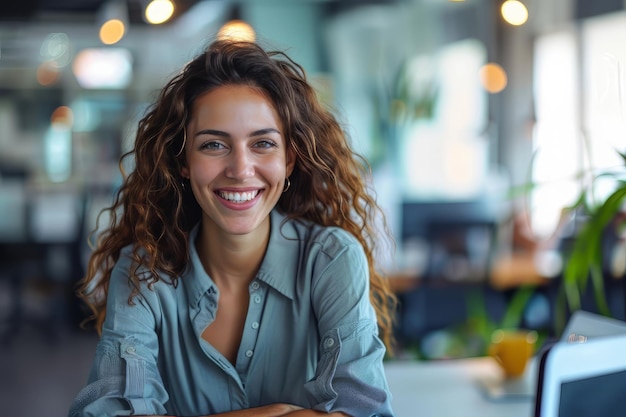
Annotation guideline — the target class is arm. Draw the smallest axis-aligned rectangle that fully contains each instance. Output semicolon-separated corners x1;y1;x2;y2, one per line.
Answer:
135;403;305;417
305;234;394;417
200;406;348;417
135;406;349;417
68;258;171;417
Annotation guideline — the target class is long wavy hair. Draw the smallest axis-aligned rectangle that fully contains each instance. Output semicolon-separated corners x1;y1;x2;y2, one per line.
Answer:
78;39;397;351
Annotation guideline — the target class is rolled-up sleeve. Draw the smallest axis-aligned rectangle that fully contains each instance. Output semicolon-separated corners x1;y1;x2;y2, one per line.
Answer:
68;258;169;417
305;236;394;417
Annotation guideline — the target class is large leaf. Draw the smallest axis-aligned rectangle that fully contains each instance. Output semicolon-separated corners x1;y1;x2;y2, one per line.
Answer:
562;184;626;313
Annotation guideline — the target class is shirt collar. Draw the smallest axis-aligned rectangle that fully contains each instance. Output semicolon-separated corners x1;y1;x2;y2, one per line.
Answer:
184;210;299;305
256;210;299;300
184;224;217;308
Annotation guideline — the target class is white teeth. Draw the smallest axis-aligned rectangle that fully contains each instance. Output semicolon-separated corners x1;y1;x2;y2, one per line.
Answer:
219;190;258;203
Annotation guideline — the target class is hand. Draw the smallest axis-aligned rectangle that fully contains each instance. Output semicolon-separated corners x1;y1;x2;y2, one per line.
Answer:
283;410;351;417
221;403;304;416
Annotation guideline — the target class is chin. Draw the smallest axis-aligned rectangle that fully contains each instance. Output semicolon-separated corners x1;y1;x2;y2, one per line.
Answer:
222;220;263;236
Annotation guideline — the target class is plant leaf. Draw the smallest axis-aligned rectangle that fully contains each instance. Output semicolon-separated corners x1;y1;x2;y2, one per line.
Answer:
500;286;535;329
562;184;626;313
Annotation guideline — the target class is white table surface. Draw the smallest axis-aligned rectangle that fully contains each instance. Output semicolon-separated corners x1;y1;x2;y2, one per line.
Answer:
385;356;536;417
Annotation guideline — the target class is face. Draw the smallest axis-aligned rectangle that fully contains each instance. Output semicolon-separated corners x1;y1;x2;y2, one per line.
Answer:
181;84;295;237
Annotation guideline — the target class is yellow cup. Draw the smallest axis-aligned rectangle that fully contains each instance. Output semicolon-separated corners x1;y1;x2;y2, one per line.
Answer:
488;329;538;378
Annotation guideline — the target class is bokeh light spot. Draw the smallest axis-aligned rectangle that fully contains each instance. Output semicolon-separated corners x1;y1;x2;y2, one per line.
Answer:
145;0;175;24
99;19;126;45
501;0;529;26
479;63;508;93
217;20;256;42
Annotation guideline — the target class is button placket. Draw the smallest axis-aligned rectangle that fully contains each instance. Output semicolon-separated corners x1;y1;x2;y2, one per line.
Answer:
249;281;261;331
236;281;265;374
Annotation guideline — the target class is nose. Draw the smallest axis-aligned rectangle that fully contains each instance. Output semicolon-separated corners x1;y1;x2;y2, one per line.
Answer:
225;146;255;179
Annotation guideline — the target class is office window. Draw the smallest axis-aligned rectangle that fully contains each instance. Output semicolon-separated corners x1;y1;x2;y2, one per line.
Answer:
581;12;626;203
402;39;488;199
532;29;580;237
532;11;626;237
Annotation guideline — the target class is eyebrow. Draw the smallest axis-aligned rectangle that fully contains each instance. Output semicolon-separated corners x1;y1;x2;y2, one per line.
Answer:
194;128;281;138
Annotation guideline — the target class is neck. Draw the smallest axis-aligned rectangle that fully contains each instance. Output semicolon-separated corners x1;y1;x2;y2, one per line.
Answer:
196;218;270;290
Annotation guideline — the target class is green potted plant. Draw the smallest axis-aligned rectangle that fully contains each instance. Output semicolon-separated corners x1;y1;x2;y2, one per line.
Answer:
556;151;626;331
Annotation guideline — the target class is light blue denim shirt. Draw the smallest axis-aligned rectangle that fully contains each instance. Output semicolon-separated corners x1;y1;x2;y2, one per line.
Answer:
69;210;394;417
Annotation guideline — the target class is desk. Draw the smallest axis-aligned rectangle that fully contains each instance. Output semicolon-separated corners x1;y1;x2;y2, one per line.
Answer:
385;356;535;417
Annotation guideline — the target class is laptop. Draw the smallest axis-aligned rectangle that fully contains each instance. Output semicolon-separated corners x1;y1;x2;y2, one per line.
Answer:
534;331;626;416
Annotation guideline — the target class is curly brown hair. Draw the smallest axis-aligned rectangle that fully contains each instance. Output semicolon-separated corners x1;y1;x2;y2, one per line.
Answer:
77;39;397;351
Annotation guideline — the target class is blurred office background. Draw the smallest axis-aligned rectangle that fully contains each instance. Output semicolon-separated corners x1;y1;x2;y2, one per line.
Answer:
1;0;626;416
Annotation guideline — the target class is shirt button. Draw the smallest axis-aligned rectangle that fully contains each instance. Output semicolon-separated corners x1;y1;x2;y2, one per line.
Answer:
251;281;260;290
251;321;259;329
324;338;335;348
253;295;262;304
245;350;253;358
126;346;136;354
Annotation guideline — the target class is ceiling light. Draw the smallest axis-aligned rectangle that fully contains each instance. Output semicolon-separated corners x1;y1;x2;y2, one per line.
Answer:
145;0;175;25
217;20;256;42
98;0;129;45
479;63;508;93
501;0;529;26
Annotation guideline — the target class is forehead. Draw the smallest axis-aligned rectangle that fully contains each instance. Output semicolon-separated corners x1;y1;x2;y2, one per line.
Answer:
189;84;282;129
191;85;278;118
193;84;273;110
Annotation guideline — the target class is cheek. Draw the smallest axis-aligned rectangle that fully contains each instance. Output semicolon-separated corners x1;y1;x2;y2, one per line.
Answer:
267;160;289;182
188;161;220;183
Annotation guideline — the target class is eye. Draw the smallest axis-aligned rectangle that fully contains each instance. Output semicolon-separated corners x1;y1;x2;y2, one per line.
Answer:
254;139;277;149
199;141;226;151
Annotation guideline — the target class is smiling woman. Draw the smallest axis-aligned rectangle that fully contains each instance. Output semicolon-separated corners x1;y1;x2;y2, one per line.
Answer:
68;40;397;417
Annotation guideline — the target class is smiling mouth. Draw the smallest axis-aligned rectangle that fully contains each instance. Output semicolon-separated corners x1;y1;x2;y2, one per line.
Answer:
217;190;260;203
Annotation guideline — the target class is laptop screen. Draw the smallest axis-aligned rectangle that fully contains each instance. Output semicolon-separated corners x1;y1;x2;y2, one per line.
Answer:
558;369;626;416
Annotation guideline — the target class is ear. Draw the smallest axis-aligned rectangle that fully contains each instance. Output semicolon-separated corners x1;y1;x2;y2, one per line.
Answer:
181;166;189;179
286;147;296;177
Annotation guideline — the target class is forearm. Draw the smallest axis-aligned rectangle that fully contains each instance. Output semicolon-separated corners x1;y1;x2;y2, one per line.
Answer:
210;409;348;417
135;405;349;417
135;403;303;417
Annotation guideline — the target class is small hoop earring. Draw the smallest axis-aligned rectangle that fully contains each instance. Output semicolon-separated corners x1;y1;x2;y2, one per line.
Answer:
283;177;291;193
175;128;187;157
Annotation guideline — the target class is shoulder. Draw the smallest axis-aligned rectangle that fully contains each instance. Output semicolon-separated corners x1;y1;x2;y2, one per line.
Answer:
280;216;368;280
279;213;364;259
108;244;176;302
312;226;365;265
262;212;368;290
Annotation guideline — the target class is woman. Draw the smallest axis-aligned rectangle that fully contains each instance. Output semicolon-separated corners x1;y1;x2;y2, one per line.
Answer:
69;39;396;417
